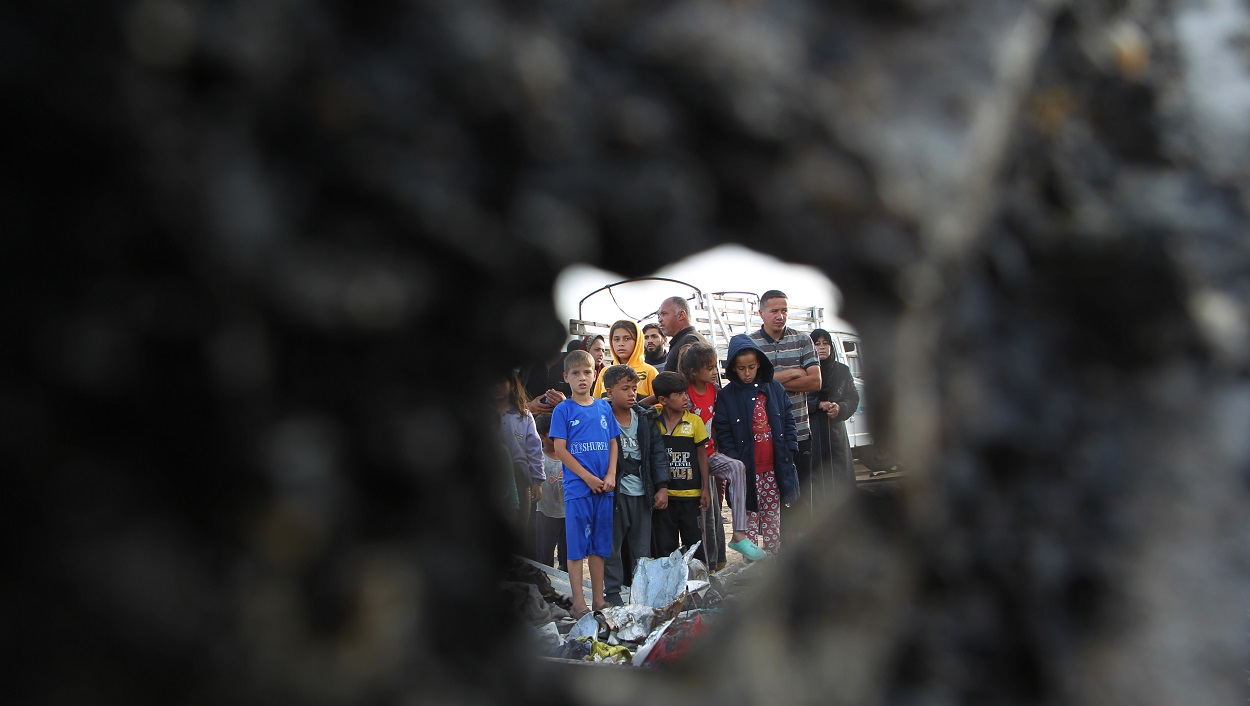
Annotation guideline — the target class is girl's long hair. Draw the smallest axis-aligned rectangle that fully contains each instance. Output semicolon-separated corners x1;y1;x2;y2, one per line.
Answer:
678;341;718;383
500;370;531;416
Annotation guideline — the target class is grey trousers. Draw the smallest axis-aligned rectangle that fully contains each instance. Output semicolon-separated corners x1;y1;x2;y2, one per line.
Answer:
604;492;652;602
708;451;747;531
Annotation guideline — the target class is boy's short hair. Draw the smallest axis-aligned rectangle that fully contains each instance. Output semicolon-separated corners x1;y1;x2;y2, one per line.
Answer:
564;349;594;372
601;364;639;390
758;289;788;310
679;342;718;382
534;413;552;436
641;322;662;336
652;371;687;398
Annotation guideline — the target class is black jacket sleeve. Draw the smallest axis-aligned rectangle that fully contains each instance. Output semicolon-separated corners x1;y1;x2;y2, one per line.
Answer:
644;410;669;489
713;396;738;460
830;362;859;424
817;359;837;403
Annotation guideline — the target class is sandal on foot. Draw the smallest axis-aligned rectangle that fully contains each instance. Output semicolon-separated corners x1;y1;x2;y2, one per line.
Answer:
570;606;591;620
728;538;767;562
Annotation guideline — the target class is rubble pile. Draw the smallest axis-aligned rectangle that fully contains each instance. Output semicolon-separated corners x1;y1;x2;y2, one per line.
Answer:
508;544;753;668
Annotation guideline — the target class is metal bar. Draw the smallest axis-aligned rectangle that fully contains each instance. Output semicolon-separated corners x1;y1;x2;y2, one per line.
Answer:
577;276;705;323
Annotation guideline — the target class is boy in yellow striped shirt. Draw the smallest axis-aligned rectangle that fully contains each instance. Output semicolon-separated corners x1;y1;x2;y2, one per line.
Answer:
649;371;711;564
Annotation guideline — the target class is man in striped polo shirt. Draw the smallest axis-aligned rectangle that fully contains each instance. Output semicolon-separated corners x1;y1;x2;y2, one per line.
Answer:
748;290;822;536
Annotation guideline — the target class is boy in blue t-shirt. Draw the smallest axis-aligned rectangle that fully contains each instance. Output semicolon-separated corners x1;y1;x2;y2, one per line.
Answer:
550;349;621;616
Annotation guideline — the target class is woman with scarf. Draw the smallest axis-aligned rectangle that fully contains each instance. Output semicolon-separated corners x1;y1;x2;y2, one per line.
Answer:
808;329;860;505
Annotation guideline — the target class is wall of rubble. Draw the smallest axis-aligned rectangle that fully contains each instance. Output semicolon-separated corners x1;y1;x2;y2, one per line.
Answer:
6;1;1247;704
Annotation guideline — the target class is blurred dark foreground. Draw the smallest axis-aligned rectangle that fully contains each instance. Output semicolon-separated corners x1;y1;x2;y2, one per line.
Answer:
4;2;1248;705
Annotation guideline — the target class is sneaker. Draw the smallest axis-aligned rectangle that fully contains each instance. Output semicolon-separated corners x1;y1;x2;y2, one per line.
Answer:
728;538;767;562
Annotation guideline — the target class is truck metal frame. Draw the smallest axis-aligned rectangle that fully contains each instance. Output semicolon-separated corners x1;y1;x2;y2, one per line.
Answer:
567;277;881;463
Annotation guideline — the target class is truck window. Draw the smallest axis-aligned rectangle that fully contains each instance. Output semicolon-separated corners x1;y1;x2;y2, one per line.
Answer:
843;340;863;378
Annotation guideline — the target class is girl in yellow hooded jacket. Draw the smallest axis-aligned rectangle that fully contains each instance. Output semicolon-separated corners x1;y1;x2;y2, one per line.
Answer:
592;319;660;401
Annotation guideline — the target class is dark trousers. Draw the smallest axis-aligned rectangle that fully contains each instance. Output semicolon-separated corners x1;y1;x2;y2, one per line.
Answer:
702;481;726;568
652;497;706;564
605;493;652;602
534;511;567;568
513;467;536;560
805;412;835;507
809;413;853;506
780;438;812;540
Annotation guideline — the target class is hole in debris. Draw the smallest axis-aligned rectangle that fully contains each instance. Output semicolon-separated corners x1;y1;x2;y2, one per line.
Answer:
499;244;899;667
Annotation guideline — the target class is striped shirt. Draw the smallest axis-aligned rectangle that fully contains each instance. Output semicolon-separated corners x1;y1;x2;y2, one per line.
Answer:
749;327;820;440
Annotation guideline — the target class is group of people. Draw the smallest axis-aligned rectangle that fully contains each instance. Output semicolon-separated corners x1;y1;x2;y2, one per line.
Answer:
497;290;859;616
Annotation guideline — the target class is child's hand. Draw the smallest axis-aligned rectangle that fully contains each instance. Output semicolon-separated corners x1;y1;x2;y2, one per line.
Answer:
587;476;606;493
602;472;615;493
531;482;543;503
699;487;711;511
653;488;668;510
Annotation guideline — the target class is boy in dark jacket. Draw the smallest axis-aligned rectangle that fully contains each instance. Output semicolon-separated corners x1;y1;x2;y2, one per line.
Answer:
602;365;670;606
713;335;798;555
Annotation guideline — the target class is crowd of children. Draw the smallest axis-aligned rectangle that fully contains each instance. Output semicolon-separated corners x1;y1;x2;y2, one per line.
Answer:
499;315;804;616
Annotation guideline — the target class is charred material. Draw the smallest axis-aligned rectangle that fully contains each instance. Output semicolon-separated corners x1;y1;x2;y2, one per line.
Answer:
5;1;1248;705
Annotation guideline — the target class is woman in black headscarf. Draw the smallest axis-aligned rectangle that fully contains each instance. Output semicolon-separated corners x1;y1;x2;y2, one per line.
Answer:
808;329;861;500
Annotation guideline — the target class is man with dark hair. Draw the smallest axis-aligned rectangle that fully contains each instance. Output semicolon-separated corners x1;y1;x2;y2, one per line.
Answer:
748;290;822;537
642;322;667;367
657;296;710;373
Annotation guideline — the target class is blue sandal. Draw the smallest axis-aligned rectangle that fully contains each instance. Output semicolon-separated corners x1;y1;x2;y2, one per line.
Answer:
728;538;767;562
